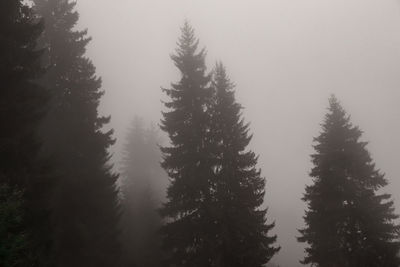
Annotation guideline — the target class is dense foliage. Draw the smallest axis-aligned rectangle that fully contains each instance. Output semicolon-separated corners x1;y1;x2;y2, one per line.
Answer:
33;1;121;266
298;96;400;267
210;62;280;266
0;184;30;266
0;1;53;265
160;22;215;266
160;23;279;266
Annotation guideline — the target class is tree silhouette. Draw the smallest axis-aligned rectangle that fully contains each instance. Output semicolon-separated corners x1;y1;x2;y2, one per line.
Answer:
33;1;121;266
210;62;280;266
298;96;400;267
160;22;215;266
0;1;53;265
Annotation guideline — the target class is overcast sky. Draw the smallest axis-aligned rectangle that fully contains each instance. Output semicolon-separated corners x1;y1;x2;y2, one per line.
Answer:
76;1;400;266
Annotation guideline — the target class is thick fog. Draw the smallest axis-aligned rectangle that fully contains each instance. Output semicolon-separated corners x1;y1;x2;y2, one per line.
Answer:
75;1;400;266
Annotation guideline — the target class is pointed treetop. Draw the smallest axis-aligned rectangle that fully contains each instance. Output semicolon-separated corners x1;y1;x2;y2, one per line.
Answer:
174;20;204;60
213;61;227;81
180;20;196;45
213;61;235;91
328;94;345;113
321;94;355;133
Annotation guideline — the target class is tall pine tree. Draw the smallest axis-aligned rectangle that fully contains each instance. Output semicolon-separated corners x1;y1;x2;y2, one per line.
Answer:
160;22;215;266
32;1;121;266
120;117;164;267
298;96;400;267
210;62;280;266
0;1;53;265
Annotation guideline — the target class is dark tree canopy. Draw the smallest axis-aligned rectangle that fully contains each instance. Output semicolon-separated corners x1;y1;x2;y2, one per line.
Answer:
0;1;53;265
160;22;215;266
33;0;121;266
210;62;280;266
298;96;400;267
120;117;165;267
0;0;47;187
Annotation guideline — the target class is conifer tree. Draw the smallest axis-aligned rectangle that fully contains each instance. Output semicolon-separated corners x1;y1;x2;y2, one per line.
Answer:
32;1;121;266
298;96;400;267
160;22;215;266
210;62;280;266
120;117;164;267
0;1;53;265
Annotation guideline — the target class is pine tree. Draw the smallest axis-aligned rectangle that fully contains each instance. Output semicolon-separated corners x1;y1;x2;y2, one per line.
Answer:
0;1;53;265
210;62;280;267
32;1;121;266
120;117;164;267
298;96;400;267
160;22;215;266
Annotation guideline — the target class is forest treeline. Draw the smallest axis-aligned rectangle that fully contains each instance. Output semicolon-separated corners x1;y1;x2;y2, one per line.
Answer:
1;1;399;267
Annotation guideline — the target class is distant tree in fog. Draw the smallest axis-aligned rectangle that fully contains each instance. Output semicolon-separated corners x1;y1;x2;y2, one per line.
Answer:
0;0;53;265
209;62;280;266
120;117;165;267
160;22;215;266
33;0;121;266
298;96;400;266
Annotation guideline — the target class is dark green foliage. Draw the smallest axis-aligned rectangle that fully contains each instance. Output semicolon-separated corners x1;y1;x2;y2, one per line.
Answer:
160;22;215;266
120;117;165;267
0;184;30;267
210;63;280;266
0;1;53;265
33;0;121;266
298;96;400;267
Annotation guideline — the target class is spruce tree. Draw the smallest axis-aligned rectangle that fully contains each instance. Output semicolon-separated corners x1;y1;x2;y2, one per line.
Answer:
298;96;400;267
120;117;164;267
0;1;53;265
210;62;280;267
32;1;121;266
160;22;215;266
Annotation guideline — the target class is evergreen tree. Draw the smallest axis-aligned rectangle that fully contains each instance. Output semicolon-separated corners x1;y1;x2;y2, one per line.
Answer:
120;117;164;267
0;1;53;265
32;1;121;266
160;22;215;266
298;96;400;267
210;62;280;267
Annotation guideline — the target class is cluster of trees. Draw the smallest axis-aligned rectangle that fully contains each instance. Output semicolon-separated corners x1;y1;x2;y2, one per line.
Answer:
1;0;399;266
1;0;119;266
159;22;280;266
158;23;400;267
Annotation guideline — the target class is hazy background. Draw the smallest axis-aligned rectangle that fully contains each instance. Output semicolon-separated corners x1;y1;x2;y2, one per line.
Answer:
75;1;400;266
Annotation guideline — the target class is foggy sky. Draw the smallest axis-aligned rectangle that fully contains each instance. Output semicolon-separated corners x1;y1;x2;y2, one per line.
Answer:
76;1;400;266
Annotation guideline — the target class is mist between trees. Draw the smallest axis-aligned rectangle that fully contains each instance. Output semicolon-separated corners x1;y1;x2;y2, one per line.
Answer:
1;0;399;267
